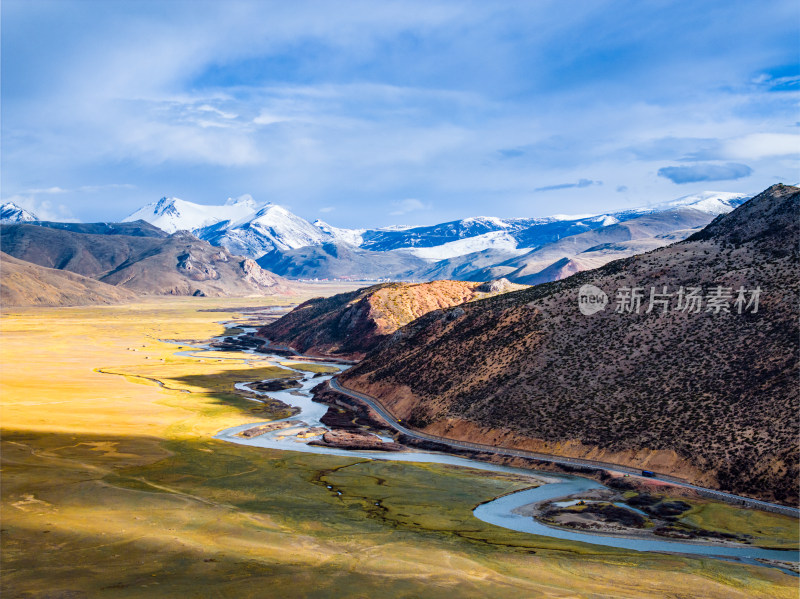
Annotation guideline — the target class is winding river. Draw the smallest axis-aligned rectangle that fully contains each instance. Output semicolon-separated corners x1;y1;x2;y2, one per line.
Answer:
195;325;799;569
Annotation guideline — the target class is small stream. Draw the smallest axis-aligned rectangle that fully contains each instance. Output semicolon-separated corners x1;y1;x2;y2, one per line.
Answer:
179;323;799;570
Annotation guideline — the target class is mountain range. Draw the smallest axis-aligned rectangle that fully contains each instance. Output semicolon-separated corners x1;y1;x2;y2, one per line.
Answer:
123;192;749;283
0;222;287;298
337;184;800;504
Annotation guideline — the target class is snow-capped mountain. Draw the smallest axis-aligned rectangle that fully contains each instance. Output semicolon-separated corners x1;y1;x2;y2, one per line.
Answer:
123;190;751;279
313;219;365;247
0;202;38;224
650;191;749;215
123;196;258;234
614;191;749;219
199;204;329;257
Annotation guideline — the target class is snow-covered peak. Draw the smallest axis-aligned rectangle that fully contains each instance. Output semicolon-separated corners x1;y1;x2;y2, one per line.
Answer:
0;202;38;223
123;196;260;234
199;203;331;258
313;219;365;246
461;216;512;229
244;204;327;248
377;224;414;231
661;191;750;215
595;215;620;226
636;191;749;216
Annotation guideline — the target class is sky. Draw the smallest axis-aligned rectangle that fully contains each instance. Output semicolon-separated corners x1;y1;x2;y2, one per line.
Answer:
2;0;798;227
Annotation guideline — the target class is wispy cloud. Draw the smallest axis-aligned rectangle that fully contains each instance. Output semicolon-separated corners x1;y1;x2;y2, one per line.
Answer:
657;163;753;184
534;179;602;193
390;198;430;215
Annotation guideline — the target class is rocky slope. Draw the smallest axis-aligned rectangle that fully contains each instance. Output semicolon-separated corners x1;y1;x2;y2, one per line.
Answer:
0;224;287;297
340;184;799;504
0;252;138;306
258;279;525;359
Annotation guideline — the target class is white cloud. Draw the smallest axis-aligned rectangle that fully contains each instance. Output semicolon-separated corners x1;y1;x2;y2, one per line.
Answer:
723;133;800;161
24;186;68;194
390;198;430;215
197;104;238;119
3;1;798;224
253;112;292;126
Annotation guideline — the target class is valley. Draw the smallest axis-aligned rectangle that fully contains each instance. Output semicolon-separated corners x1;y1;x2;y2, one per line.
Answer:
2;296;797;597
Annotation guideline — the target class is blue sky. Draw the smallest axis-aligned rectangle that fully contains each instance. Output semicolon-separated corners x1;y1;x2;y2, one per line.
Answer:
2;0;798;226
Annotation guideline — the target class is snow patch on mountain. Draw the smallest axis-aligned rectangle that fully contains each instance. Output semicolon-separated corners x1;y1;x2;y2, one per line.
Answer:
397;230;526;261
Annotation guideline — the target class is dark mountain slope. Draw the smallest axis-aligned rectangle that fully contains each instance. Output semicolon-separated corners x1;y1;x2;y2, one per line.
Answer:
340;185;800;504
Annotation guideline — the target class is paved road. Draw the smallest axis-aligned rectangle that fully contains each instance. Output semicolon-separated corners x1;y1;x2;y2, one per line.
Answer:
329;378;800;519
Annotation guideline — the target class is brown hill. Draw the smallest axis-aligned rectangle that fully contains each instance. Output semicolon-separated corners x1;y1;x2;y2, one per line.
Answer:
258;279;526;359
0;224;288;297
0;252;137;306
340;184;800;504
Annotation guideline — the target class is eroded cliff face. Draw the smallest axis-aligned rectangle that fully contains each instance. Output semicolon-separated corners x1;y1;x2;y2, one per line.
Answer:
257;279;524;360
341;185;800;504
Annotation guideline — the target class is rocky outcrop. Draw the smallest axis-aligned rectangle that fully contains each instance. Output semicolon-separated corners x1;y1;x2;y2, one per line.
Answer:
309;430;404;451
258;279;526;359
